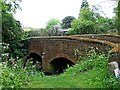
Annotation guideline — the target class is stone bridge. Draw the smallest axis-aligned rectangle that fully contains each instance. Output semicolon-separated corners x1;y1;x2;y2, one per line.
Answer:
25;34;120;74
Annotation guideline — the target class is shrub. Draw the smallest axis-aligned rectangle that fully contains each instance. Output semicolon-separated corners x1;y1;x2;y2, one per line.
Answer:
64;50;107;75
0;56;44;89
0;60;29;88
64;50;120;88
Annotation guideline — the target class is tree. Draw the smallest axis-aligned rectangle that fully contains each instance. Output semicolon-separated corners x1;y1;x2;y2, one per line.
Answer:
61;16;75;29
95;16;116;34
69;0;117;35
81;0;89;9
1;0;22;13
46;18;60;29
71;18;95;34
2;13;22;43
2;0;26;58
109;0;120;34
70;0;96;34
2;0;23;43
79;0;89;18
79;7;95;21
92;2;116;34
92;4;105;19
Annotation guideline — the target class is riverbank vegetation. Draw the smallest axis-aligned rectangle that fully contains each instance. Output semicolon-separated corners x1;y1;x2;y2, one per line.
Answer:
1;51;120;88
1;0;120;89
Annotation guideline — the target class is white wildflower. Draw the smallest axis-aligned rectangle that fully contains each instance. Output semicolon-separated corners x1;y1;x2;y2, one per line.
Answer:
32;65;35;68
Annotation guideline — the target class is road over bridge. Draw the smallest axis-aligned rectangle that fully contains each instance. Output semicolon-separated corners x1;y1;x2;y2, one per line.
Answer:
25;34;120;74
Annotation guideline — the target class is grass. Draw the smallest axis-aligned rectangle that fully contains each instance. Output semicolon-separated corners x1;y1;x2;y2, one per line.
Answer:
1;51;120;88
22;52;119;88
23;69;105;88
26;76;80;88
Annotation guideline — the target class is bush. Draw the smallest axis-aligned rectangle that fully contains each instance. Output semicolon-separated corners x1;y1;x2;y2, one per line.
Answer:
64;50;106;75
28;28;48;37
0;60;44;89
0;54;44;89
64;51;120;88
0;59;29;88
61;16;75;29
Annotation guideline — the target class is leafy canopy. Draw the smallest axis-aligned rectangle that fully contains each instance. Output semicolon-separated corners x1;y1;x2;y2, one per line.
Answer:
1;0;22;13
70;1;96;34
2;0;28;58
46;18;60;29
61;16;75;29
69;0;117;35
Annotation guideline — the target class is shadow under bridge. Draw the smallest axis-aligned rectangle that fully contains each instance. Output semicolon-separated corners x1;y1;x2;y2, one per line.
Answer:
50;57;74;74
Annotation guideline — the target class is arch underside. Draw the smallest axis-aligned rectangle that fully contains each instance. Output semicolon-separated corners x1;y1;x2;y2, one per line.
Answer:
25;53;43;71
50;57;74;74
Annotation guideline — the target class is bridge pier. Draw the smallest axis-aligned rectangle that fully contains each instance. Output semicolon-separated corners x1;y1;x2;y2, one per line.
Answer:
42;59;54;74
41;52;54;74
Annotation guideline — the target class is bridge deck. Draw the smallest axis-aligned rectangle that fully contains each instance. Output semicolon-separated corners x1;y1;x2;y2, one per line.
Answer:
72;34;120;43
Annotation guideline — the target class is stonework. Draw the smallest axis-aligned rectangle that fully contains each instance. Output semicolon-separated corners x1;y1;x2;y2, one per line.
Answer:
27;34;120;73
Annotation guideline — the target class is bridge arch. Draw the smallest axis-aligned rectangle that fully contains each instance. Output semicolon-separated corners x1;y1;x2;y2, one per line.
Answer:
50;57;74;74
29;53;42;64
27;53;43;71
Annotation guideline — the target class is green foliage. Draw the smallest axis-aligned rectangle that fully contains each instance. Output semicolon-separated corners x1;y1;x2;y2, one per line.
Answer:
47;26;63;36
1;0;22;13
71;18;95;34
61;16;75;29
79;8;95;21
0;60;29;88
27;27;63;37
104;75;120;88
70;9;116;35
28;28;48;37
66;51;120;88
22;51;120;88
95;17;116;34
45;18;62;36
67;28;75;35
65;50;107;76
69;1;117;35
0;51;44;89
2;12;22;43
46;18;60;29
2;0;28;59
81;0;89;9
1;50;120;88
110;1;119;34
70;2;96;35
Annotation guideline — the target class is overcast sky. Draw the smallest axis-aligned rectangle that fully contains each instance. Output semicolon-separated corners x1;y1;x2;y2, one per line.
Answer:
14;0;117;28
